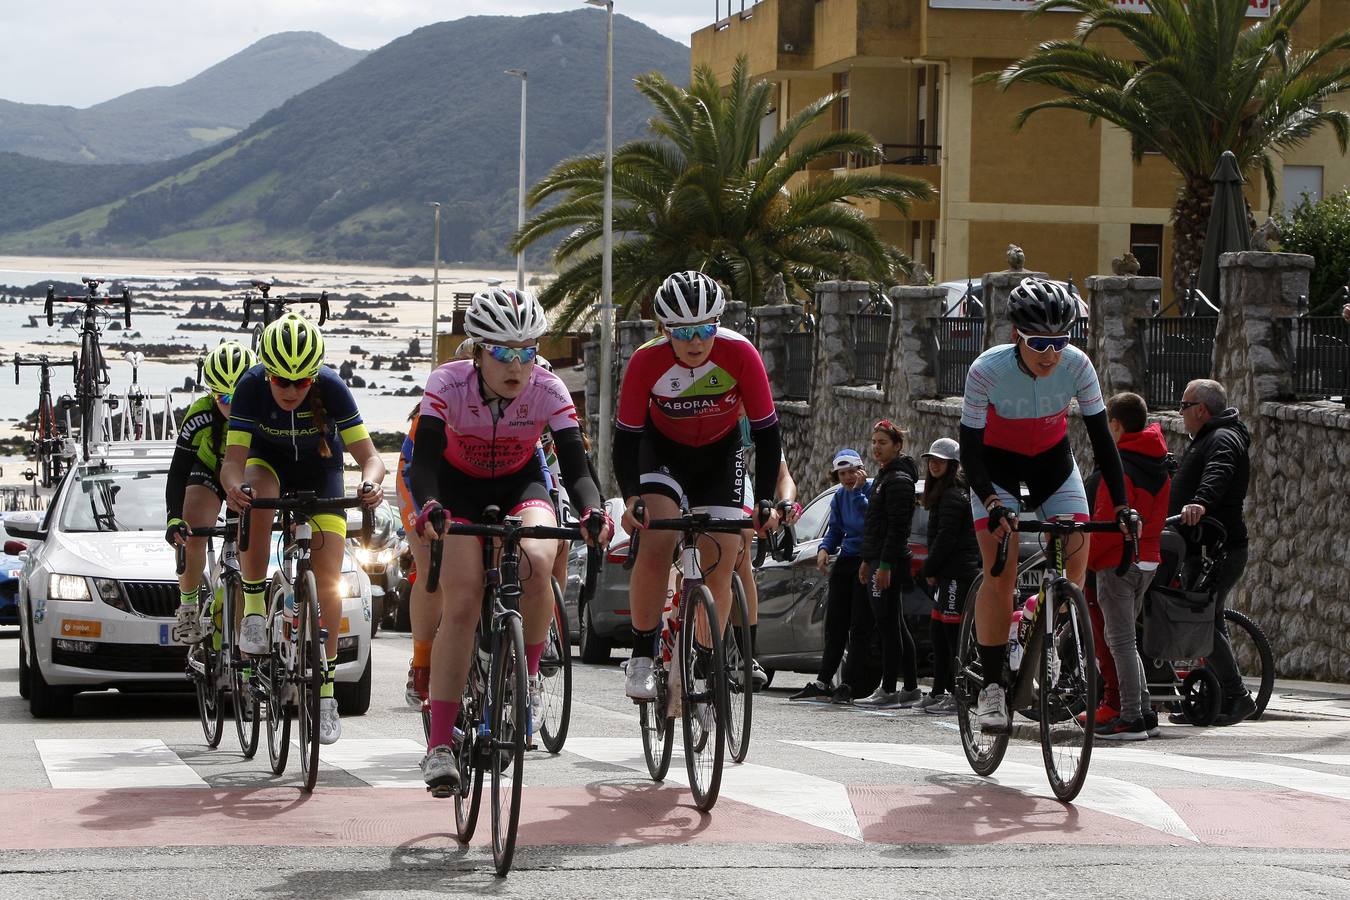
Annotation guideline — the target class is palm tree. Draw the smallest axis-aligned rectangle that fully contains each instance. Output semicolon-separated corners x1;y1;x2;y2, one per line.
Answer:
512;56;933;330
979;0;1350;302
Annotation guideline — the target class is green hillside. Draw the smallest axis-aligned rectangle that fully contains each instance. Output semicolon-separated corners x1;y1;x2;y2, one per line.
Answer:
0;33;367;164
0;12;690;267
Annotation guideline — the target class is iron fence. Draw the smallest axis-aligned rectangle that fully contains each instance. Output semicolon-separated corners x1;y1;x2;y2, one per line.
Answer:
1288;317;1350;404
1069;320;1090;354
783;323;814;401
932;317;986;397
849;311;892;385
1138;317;1216;409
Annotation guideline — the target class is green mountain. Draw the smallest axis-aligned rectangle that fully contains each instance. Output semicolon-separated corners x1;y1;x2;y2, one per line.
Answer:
0;12;690;267
0;32;368;164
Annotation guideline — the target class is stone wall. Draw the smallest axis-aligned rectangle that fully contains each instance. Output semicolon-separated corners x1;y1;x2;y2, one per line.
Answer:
584;251;1350;681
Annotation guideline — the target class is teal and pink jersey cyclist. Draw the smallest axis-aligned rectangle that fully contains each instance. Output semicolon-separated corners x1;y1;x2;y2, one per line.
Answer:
959;276;1133;733
408;288;608;796
614;270;782;702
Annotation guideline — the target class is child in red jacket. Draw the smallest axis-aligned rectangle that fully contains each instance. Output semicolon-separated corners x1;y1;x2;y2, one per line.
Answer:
1089;392;1171;741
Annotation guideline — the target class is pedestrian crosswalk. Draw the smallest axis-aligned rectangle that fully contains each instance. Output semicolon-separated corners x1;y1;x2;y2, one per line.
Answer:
6;737;1350;852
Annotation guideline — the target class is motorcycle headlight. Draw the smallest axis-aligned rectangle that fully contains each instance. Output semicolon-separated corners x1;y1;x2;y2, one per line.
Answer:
50;573;91;601
356;546;396;566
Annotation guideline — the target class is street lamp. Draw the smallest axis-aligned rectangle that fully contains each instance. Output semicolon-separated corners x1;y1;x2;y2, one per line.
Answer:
505;68;528;293
426;201;441;369
585;0;615;492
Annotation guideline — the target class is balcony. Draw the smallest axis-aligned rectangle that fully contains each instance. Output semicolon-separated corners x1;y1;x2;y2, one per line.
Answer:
692;0;816;81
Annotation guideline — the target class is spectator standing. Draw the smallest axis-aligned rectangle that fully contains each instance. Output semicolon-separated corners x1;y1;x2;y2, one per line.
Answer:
1086;393;1170;740
1170;379;1256;725
857;419;922;708
790;449;871;703
916;438;980;715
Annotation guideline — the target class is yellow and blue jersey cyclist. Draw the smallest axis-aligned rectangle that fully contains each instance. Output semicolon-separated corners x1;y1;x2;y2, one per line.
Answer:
220;312;386;747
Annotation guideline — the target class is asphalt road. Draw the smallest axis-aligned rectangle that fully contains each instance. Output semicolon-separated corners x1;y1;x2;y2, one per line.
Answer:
2;627;1350;899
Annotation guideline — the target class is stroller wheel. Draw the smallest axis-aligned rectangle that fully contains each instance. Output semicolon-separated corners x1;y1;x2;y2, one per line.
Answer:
1180;668;1222;726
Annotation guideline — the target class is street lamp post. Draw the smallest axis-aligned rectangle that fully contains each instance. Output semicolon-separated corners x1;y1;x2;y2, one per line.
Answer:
585;0;615;493
505;69;528;292
427;201;441;369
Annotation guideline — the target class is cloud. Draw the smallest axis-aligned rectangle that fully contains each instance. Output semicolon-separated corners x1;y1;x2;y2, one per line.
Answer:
0;1;702;107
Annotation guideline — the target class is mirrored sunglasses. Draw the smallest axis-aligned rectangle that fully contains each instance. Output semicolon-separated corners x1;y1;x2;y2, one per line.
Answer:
214;392;234;405
670;323;718;342
269;374;313;390
1017;330;1071;354
482;343;538;364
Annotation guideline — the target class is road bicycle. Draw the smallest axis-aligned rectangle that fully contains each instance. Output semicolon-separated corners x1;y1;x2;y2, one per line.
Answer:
14;353;77;489
239;490;372;792
955;514;1137;802
45;277;131;458
424;505;591;876
624;501;768;810
177;514;259;757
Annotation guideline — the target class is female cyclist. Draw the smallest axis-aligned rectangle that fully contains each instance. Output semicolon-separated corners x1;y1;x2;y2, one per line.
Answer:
165;341;255;644
410;288;609;794
614;270;781;702
221;312;386;746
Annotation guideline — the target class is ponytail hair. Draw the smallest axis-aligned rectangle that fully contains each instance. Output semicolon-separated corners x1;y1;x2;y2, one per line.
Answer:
309;389;332;458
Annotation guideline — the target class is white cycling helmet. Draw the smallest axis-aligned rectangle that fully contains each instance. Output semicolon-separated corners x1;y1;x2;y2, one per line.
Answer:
464;288;548;343
653;271;726;326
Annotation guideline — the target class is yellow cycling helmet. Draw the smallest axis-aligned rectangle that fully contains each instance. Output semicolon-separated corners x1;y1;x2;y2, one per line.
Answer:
202;341;256;395
259;312;324;380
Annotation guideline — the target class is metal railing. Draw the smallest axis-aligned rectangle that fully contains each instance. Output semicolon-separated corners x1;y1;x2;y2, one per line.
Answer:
783;317;815;401
932;317;986;397
849;306;892;385
1069;320;1090;355
1138;317;1216;409
1288;316;1350;404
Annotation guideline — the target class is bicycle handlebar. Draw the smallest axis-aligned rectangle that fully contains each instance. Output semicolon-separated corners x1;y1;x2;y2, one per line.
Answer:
991;516;1139;579
423;504;592;589
14;353;78;385
751;499;798;568
623;498;770;572
237;492;373;552
1164;513;1229;546
173;521;240;575
45;285;132;328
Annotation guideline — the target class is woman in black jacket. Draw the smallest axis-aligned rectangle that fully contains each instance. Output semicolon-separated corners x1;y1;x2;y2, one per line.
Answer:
917;438;981;715
857;419;922;708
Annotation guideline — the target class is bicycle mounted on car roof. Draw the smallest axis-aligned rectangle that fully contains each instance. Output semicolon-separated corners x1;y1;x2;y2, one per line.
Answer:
45;277;131;459
14;353;78;491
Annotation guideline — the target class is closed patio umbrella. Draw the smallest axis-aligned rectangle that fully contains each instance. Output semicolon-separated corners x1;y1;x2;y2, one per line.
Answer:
1196;150;1251;314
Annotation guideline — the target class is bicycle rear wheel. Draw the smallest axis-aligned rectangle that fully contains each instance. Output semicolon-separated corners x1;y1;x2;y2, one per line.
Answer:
539;578;572;753
455;678;485;844
1040;580;1096;802
1222;608;1274;719
681;585;727;811
724;573;754;764
954;574;1010;776
296;571;322;793
191;643;224;748
490;614;528;876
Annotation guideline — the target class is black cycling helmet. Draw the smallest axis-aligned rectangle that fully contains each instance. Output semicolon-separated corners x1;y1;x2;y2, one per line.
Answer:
1007;277;1078;334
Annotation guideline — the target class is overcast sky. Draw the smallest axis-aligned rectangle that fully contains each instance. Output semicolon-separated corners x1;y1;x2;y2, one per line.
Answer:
1;1;709;107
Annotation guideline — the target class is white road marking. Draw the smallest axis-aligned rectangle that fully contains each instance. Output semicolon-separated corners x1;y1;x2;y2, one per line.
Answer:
1097;749;1350;801
316;739;428;788
793;741;1198;843
1267;753;1350;767
565;737;864;841
36;739;208;790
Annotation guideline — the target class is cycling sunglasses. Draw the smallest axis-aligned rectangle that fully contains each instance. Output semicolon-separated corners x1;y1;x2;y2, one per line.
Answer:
269;374;313;390
669;323;718;342
1017;330;1071;354
214;392;234;405
481;343;539;364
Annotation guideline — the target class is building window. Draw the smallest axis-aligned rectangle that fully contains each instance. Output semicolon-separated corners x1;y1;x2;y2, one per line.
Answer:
1129;224;1163;278
1283;165;1323;206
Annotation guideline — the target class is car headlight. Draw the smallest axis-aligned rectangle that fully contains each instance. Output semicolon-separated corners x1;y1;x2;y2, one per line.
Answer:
50;573;91;601
356;546;396;567
339;573;363;599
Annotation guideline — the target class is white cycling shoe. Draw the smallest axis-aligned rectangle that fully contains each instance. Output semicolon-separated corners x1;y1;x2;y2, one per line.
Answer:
239;614;268;656
318;696;341;745
529;672;544;735
975;683;1009;732
172;603;203;645
623;657;657;701
422;744;461;798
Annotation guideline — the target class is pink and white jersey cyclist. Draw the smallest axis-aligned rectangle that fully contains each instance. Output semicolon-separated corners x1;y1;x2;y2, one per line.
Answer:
409;288;607;797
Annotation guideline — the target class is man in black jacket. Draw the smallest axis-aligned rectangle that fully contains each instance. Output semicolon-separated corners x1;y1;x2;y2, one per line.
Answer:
1171;379;1255;726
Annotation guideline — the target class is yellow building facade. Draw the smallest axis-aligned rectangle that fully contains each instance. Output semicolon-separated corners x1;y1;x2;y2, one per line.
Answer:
691;0;1349;293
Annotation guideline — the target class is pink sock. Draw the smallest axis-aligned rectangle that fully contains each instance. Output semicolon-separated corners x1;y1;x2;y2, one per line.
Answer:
525;641;546;677
429;700;460;751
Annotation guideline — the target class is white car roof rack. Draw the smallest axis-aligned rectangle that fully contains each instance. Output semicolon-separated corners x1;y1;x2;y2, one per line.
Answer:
84;440;178;463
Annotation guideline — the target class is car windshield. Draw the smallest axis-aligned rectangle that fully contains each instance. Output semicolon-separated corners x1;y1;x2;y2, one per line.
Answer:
59;468;169;533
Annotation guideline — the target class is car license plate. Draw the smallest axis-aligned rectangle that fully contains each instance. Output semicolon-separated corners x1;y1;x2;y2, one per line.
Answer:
61;619;102;638
160;623;170;645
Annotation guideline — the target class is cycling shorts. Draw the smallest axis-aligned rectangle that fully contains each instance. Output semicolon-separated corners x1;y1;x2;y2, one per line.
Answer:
433;459;554;527
970;440;1087;529
185;461;225;502
638;429;744;518
246;450;346;537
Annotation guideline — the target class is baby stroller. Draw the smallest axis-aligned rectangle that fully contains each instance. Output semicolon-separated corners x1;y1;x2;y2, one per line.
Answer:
1138;516;1274;725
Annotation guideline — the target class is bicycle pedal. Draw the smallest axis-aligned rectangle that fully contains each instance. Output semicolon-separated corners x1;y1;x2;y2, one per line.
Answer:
427;784;454;799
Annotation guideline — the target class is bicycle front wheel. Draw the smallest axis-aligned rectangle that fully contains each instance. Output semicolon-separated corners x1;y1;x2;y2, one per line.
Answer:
539;578;572;753
954;574;1009;776
264;589;291;776
724;573;754;764
1223;608;1274;719
681;585;728;811
1040;580;1095;802
296;571;322;793
226;577;260;759
454;679;485;845
191;643;224;748
490;614;528;876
